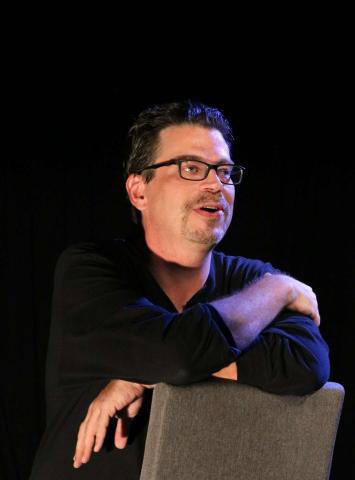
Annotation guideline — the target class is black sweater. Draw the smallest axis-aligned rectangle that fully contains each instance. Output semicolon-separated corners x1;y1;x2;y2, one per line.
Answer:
30;235;330;479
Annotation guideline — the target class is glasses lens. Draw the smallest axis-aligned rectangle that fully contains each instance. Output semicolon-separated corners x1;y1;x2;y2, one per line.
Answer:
180;160;208;180
217;166;243;184
179;160;243;184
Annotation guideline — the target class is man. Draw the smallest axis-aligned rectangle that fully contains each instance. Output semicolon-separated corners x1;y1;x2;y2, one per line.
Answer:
30;101;329;479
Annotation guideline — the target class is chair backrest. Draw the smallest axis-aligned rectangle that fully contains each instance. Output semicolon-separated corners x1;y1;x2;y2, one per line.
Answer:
140;381;344;480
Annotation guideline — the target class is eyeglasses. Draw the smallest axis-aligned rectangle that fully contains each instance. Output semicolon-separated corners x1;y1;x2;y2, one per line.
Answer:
132;156;245;185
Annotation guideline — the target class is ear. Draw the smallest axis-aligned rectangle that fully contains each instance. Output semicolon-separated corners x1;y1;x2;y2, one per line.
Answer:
126;174;148;212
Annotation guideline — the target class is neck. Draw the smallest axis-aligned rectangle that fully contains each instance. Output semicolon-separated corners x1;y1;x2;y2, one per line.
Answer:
145;233;212;312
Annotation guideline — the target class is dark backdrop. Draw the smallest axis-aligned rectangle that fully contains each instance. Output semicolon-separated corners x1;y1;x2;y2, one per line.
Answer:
2;86;354;479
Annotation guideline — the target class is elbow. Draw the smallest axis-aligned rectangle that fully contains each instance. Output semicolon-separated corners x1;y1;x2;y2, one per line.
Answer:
292;348;330;395
161;343;200;386
170;346;204;385
294;368;329;395
282;319;331;395
307;352;330;392
161;304;234;386
163;346;212;386
162;353;196;386
167;367;194;386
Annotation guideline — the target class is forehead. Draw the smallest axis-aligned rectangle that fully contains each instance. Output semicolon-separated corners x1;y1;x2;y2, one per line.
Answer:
155;124;231;162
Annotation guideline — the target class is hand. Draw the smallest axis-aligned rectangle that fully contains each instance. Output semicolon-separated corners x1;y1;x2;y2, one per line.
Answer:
212;361;238;381
283;275;320;326
73;379;145;469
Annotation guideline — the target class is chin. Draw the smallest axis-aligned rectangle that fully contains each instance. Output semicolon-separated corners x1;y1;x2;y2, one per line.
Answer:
183;227;225;247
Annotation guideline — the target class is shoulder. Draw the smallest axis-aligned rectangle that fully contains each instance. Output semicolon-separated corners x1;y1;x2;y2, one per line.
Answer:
55;238;130;277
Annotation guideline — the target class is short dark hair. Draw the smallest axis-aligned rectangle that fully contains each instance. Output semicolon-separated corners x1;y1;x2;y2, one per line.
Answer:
125;100;234;182
125;100;234;224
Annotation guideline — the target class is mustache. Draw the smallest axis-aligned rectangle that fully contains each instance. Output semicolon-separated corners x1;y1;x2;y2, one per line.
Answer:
184;194;230;213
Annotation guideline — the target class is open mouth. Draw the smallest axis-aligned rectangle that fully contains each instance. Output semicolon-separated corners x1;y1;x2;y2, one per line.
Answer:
200;207;220;213
194;206;224;218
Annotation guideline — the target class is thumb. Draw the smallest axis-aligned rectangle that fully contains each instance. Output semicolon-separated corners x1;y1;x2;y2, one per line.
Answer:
127;396;144;418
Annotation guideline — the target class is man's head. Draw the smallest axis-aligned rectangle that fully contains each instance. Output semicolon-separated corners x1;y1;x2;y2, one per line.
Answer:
125;101;243;258
125;101;234;181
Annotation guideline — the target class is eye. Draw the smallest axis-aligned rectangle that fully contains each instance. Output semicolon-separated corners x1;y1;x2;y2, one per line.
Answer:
183;161;203;175
185;165;199;173
218;166;233;179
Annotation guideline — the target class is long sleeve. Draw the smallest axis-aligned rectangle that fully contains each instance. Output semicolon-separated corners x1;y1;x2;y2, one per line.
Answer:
32;240;331;479
234;310;330;395
52;243;236;389
49;240;330;396
207;251;330;395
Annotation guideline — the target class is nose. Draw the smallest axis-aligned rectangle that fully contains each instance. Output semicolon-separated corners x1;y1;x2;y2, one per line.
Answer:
199;168;223;192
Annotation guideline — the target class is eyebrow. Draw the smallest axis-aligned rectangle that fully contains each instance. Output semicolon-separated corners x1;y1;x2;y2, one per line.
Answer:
171;155;235;165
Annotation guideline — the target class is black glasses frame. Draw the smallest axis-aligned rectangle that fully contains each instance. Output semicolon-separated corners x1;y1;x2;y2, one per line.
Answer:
132;157;245;185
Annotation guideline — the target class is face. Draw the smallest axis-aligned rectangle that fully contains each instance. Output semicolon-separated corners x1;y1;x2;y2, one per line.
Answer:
131;124;235;250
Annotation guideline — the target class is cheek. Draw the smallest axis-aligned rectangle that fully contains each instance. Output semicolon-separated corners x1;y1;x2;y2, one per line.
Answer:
226;190;235;211
148;189;180;222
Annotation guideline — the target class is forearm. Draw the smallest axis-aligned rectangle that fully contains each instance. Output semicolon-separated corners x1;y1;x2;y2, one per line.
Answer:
55;247;239;388
210;274;292;350
60;301;236;387
236;312;330;394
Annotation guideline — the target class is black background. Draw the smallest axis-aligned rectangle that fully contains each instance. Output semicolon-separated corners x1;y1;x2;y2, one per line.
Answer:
2;85;354;479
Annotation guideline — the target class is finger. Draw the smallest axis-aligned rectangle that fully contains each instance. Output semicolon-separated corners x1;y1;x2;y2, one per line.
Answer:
114;417;129;449
314;300;320;326
80;427;96;466
310;297;320;326
313;310;321;326
127;396;143;418
93;410;112;453
73;421;86;468
76;409;100;467
74;404;98;467
307;303;320;327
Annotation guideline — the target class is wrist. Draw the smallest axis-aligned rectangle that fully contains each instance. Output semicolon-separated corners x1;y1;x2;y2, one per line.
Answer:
266;273;295;306
280;275;296;305
116;379;145;393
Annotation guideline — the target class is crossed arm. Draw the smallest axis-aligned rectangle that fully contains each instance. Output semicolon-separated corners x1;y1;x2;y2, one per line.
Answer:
73;272;323;468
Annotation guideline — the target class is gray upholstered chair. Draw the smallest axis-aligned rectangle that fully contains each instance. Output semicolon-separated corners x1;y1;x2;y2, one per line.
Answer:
140;381;344;480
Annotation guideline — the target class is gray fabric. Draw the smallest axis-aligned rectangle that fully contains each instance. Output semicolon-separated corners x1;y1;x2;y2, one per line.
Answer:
140;381;344;480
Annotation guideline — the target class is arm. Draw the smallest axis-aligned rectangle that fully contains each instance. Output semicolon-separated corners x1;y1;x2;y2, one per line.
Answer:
209;273;327;392
57;245;325;390
74;306;328;469
73;298;327;469
54;244;237;388
208;272;321;383
70;251;326;466
235;310;330;395
210;272;320;350
73;379;145;469
55;243;238;469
